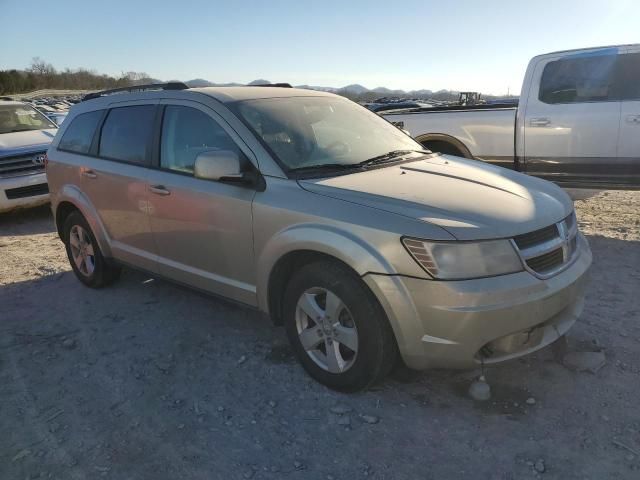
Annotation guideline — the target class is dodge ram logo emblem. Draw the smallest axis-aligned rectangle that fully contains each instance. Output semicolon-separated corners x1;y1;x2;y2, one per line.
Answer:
32;154;46;166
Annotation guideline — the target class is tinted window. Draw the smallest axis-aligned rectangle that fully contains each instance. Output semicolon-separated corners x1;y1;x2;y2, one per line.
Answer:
58;110;102;154
99;105;156;164
539;54;617;104
614;52;640;100
160;105;241;174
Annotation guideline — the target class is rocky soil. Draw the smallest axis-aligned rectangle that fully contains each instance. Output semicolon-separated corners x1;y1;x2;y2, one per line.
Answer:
0;191;639;480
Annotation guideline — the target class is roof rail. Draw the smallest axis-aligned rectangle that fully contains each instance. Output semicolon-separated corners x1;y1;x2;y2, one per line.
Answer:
253;83;292;88
82;82;189;101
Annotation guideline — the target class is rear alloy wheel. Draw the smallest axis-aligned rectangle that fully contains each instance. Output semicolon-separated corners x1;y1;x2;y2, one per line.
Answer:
63;211;121;288
284;261;397;392
69;224;96;277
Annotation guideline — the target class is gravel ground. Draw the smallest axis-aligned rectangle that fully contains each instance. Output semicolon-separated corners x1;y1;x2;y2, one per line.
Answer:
1;191;639;480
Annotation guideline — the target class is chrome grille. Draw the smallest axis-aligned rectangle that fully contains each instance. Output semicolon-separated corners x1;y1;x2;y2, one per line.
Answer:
514;224;558;249
0;151;46;178
512;212;578;278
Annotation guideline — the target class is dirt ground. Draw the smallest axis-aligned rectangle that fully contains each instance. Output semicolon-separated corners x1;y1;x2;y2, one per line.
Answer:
1;190;639;480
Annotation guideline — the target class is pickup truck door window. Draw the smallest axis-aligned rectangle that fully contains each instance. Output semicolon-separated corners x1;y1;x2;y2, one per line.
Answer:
524;52;621;186
615;51;640;187
79;104;158;270
147;103;257;305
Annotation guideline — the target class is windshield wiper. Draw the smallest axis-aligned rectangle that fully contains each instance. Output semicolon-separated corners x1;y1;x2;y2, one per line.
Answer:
358;150;420;167
288;163;364;173
9;128;36;133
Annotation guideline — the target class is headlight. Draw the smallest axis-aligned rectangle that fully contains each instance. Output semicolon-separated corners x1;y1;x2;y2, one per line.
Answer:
402;237;523;280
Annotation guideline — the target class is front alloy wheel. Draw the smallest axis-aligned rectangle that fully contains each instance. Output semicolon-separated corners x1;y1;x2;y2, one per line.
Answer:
283;260;398;392
295;287;359;374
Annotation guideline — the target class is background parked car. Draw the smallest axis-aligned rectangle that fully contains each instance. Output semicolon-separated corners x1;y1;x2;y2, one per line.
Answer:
0;100;57;213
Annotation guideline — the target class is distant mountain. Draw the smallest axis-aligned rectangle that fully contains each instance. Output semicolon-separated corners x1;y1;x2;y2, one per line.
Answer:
339;84;369;95
180;78;481;101
407;89;433;96
295;84;338;93
248;79;271;85
372;87;406;95
185;78;243;88
185;78;215;87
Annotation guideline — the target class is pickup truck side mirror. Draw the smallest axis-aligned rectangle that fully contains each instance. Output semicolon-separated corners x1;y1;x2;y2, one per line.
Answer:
194;150;265;190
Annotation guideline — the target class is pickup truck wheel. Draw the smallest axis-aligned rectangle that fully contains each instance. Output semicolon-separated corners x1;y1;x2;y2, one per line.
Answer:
283;261;397;392
63;211;121;288
421;140;466;158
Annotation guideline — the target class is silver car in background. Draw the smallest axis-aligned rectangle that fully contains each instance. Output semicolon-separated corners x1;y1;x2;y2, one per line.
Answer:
46;83;591;391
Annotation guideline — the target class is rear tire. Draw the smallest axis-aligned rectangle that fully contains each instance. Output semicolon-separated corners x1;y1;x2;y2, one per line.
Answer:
283;260;397;392
422;140;465;158
63;211;121;288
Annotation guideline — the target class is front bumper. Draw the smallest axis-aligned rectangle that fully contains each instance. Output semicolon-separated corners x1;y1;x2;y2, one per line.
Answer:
0;172;49;213
364;233;592;370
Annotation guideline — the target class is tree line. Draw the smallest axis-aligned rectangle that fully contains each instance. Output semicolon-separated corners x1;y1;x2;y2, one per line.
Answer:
0;57;153;95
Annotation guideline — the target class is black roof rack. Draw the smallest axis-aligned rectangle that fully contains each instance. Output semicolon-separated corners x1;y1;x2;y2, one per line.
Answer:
82;82;189;101
253;83;292;88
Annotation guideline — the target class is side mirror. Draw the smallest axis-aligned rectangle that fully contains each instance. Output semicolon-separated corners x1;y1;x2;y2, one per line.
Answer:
194;150;243;182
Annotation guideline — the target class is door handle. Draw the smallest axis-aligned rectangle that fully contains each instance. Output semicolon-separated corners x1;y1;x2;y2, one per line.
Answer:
626;114;640;124
82;170;97;179
149;185;171;196
529;118;551;127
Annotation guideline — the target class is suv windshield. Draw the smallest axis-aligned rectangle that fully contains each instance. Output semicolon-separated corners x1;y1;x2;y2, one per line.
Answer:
234;96;423;172
0;104;57;134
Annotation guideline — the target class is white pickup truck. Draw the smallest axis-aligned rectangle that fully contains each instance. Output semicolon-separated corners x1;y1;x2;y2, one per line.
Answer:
383;44;640;189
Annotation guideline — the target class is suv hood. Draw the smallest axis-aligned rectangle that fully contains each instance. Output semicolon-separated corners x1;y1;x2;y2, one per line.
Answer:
298;155;573;241
0;129;57;156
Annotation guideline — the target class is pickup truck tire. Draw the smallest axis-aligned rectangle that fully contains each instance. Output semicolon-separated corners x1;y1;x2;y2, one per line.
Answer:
283;260;398;392
63;211;121;288
421;140;467;158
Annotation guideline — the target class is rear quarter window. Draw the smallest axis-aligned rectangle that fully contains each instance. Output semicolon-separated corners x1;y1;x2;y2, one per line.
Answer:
58;110;103;154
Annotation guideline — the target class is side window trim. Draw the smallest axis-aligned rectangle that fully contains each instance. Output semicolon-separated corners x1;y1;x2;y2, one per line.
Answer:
149;105;165;170
88;109;108;156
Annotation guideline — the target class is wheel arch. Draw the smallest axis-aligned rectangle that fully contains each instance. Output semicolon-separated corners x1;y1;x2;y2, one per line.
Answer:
415;133;474;159
257;225;396;324
53;185;112;258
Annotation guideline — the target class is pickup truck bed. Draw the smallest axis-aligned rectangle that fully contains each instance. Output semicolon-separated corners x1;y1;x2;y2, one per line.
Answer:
384;105;518;170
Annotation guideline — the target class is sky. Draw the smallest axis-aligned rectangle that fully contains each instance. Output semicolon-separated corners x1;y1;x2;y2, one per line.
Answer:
1;0;639;95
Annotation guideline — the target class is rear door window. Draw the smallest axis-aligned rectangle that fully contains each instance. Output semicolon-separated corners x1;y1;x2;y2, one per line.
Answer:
58;110;103;154
99;105;156;165
614;52;640;100
539;54;618;104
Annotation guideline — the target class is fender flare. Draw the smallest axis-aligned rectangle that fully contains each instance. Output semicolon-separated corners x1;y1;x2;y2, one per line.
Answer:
55;184;113;258
414;133;474;159
255;223;396;312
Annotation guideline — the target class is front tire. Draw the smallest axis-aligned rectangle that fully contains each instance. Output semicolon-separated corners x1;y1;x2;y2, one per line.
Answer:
283;260;397;392
63;211;120;288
